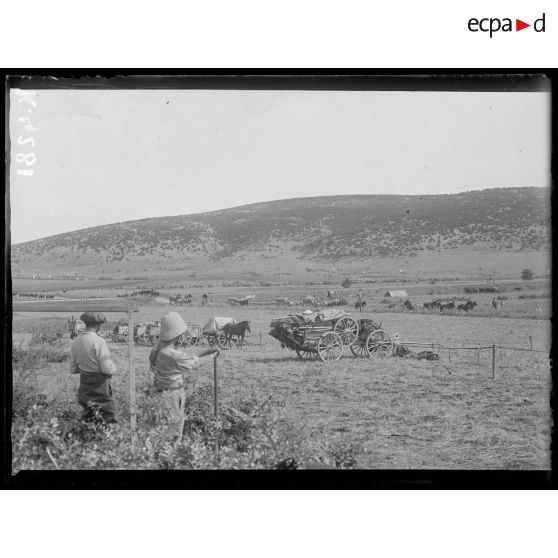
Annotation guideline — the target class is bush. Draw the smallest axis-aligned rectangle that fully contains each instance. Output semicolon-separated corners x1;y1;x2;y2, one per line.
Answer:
341;277;353;288
521;268;534;281
11;380;357;471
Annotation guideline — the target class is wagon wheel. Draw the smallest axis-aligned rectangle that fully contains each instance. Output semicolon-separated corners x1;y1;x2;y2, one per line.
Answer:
366;329;393;359
349;340;368;358
225;333;239;349
333;317;359;345
207;334;219;347
216;330;238;349
296;349;318;361
317;332;343;362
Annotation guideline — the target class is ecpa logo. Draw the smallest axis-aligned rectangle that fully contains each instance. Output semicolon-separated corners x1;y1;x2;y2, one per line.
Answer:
468;12;546;37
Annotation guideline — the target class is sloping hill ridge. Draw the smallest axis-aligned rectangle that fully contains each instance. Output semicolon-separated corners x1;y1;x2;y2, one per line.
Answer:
12;188;550;272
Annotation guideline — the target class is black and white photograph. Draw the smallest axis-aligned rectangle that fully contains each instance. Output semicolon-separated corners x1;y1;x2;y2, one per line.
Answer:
6;75;552;478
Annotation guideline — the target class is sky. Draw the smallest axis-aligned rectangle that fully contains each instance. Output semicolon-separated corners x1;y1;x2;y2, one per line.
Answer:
9;88;551;244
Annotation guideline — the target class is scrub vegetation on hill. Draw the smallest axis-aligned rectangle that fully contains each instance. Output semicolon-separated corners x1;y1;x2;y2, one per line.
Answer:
12;188;550;268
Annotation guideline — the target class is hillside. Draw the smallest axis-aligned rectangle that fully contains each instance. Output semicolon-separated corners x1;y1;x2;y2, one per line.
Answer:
11;188;551;280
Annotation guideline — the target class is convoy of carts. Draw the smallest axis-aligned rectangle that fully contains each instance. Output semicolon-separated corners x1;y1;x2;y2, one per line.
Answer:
69;306;394;362
106;316;240;349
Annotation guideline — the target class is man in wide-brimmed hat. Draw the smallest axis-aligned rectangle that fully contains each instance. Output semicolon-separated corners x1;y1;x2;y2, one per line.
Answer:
70;312;118;424
149;311;219;443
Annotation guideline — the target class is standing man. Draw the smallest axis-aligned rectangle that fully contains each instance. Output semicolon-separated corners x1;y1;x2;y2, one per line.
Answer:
70;312;118;424
149;311;219;444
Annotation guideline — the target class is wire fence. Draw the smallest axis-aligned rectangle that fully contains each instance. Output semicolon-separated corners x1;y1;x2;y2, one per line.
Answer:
244;332;550;381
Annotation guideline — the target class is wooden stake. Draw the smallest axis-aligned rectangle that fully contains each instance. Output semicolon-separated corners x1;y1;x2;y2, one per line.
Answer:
213;354;218;417
128;307;137;452
492;344;496;380
529;336;533;350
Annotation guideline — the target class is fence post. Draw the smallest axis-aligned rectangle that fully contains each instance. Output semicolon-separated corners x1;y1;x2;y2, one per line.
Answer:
213;355;219;417
529;336;533;350
128;306;137;452
492;344;496;380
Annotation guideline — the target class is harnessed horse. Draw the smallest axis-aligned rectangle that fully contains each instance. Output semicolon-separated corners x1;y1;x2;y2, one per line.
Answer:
222;320;251;348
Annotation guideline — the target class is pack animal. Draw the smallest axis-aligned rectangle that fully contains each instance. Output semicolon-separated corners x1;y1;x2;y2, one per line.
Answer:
457;300;477;312
222;320;251;348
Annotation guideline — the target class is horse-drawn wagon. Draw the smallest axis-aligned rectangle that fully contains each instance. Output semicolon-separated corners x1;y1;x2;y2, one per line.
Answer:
177;322;203;346
112;320;130;342
201;317;250;349
268;310;393;361
134;321;161;345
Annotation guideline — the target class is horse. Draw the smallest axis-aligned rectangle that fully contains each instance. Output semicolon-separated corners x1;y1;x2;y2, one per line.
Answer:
458;300;477;312
238;298;249;307
222;320;251;348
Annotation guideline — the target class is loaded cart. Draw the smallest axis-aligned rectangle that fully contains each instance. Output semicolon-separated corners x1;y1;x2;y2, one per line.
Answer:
269;311;393;361
177;322;203;346
134;321;161;345
68;316;85;339
112;320;130;342
348;318;394;358
268;309;360;361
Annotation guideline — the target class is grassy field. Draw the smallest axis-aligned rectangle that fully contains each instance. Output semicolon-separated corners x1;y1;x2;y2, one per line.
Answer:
11;297;551;470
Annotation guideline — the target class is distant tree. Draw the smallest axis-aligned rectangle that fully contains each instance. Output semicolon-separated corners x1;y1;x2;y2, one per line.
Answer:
341;277;353;289
521;268;534;281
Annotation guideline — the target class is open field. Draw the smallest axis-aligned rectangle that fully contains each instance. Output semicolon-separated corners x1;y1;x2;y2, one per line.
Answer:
11;299;552;470
11;274;552;323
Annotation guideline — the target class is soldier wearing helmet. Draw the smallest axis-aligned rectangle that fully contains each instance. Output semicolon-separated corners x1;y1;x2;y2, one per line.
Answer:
70;312;118;424
149;311;219;444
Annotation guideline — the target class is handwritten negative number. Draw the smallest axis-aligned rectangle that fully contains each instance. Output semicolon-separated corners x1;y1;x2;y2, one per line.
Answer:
16;152;36;166
17;136;36;147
